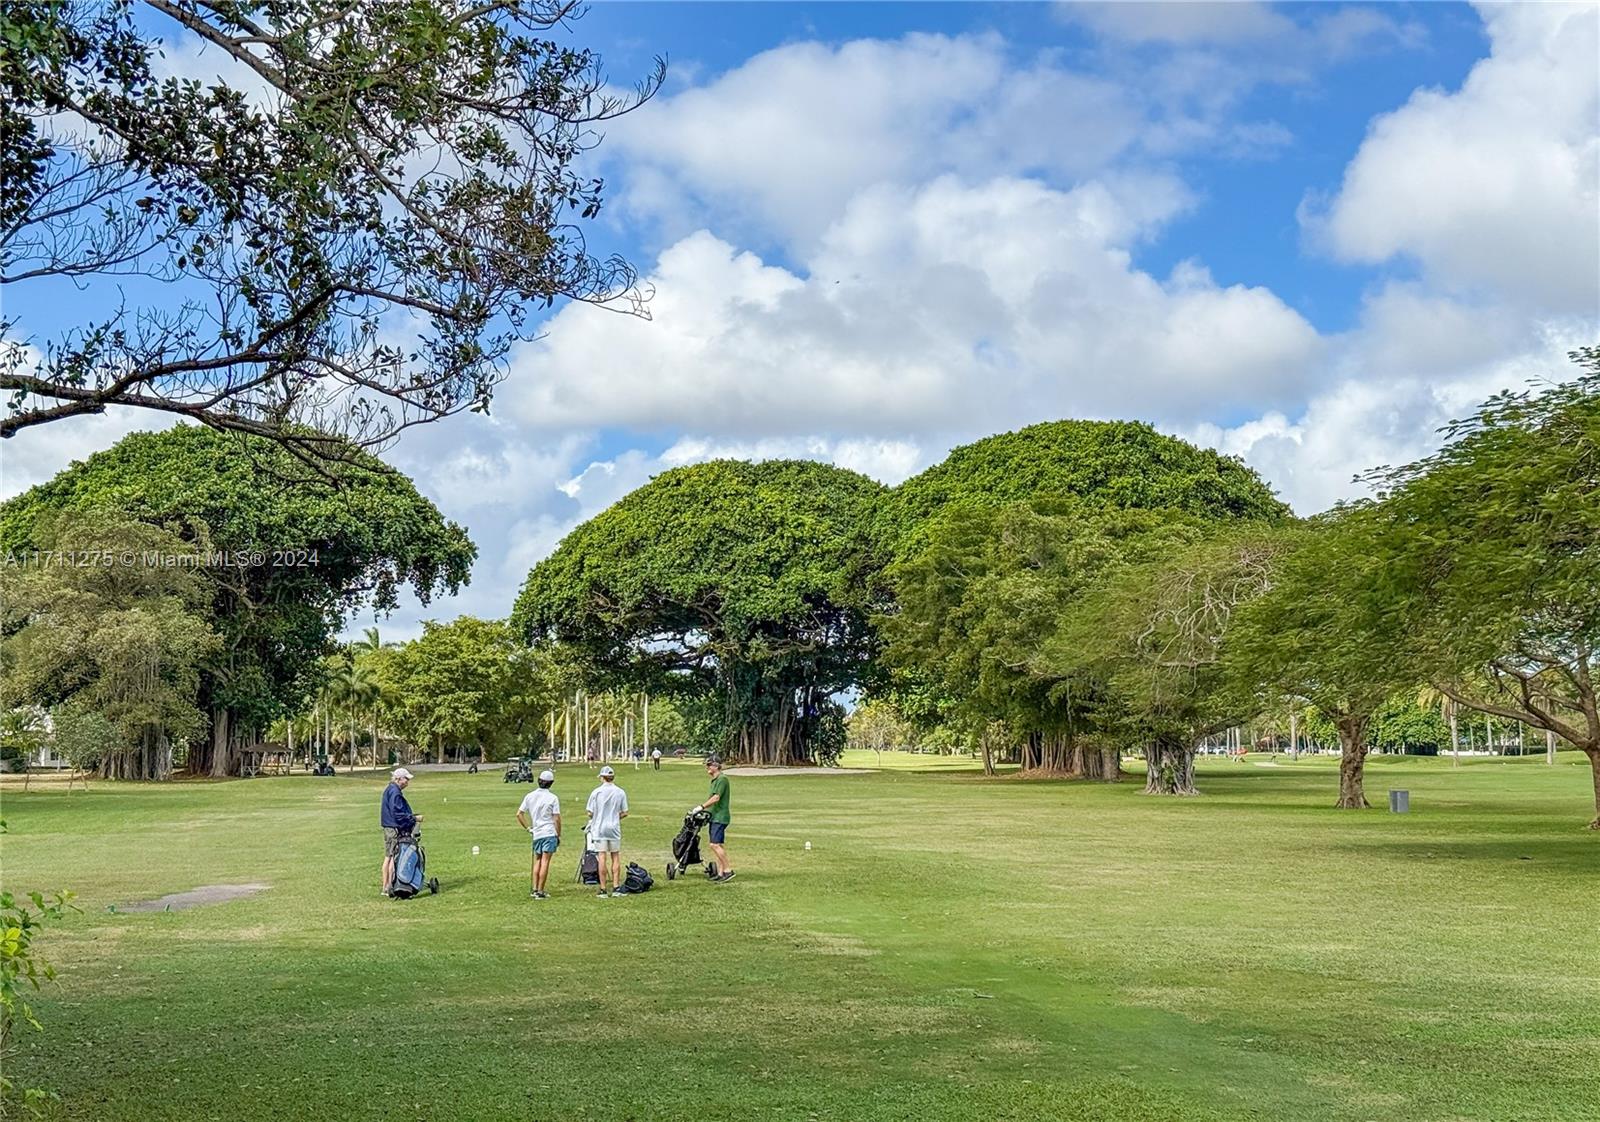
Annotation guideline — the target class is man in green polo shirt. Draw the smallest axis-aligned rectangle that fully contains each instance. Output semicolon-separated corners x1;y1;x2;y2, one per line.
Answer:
692;755;734;882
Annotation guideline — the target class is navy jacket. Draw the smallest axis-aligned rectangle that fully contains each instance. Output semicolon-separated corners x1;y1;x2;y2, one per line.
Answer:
381;782;416;832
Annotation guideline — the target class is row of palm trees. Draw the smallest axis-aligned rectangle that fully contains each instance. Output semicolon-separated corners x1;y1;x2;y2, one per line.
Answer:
269;628;389;768
550;689;654;762
271;631;664;767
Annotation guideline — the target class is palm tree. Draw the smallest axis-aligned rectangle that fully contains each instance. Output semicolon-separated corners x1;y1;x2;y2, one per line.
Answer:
351;629;402;763
327;657;380;769
1417;685;1461;766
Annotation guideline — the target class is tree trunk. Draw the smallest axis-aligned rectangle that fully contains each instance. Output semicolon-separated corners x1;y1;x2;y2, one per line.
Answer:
1335;714;1371;809
728;688;804;765
1078;747;1121;781
1142;737;1198;795
1018;731;1100;776
209;706;236;778
96;727;174;781
1587;747;1600;831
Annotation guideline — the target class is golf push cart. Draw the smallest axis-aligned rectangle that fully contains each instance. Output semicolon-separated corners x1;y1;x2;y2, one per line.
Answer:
666;808;721;881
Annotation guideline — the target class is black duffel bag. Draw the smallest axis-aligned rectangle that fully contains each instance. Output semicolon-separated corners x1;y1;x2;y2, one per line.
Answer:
622;861;654;894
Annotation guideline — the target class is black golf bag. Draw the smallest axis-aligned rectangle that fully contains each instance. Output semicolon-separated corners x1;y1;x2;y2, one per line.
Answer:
666;809;710;881
577;845;600;886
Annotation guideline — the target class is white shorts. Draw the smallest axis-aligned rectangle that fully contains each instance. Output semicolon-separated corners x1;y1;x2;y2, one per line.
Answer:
590;836;620;853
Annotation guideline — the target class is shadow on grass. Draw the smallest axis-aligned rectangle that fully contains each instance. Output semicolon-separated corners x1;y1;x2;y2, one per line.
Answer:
1334;835;1597;873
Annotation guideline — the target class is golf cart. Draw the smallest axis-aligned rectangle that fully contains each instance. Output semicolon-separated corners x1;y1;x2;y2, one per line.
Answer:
503;756;535;783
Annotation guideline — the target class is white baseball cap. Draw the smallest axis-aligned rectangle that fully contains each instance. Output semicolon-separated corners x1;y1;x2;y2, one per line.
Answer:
392;767;414;780
599;765;615;778
538;769;555;783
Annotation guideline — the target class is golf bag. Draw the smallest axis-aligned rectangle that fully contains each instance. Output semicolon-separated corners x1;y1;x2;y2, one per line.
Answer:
577;845;600;886
666;809;710;881
622;862;654;894
390;831;440;898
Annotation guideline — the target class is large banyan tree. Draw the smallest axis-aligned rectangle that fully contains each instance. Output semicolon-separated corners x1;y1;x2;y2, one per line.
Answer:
513;459;886;765
882;420;1290;782
0;425;475;775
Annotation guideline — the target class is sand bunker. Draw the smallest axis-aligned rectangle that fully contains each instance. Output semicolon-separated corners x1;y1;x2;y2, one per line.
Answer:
721;767;874;777
121;884;270;912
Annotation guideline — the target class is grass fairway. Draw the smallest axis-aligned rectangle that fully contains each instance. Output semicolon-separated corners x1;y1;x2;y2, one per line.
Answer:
3;754;1596;1122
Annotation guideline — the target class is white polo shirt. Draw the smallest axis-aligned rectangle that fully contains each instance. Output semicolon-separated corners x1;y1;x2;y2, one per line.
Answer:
586;783;628;841
519;788;560;839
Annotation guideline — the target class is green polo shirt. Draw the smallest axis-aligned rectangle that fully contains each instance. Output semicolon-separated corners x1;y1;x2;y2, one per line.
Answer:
707;774;731;824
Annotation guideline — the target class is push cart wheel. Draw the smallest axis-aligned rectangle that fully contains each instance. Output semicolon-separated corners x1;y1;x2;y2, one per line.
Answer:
666;865;676;881
428;878;439;894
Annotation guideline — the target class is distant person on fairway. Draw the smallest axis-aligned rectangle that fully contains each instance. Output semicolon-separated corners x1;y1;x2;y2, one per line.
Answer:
380;767;418;896
585;765;629;897
695;756;734;882
516;769;561;899
652;748;662;770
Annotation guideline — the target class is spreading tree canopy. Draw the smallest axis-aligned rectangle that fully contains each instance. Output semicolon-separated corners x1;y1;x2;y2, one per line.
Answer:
2;0;662;456
1044;526;1288;794
371;616;553;762
882;419;1290;558
513;459;886;765
1226;513;1419;809
886;500;1199;777
0;424;474;774
881;420;1289;778
1;511;220;779
1366;348;1600;827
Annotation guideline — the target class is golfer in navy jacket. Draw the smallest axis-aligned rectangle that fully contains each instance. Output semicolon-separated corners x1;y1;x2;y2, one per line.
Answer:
380;767;418;897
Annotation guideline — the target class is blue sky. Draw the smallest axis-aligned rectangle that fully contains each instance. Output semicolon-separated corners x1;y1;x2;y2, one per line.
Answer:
3;2;1596;641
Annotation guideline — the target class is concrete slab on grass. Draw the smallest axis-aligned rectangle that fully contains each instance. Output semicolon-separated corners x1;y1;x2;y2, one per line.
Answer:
121;884;271;912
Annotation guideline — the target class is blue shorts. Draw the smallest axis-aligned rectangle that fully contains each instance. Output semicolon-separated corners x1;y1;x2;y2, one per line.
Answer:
708;821;728;845
532;835;560;855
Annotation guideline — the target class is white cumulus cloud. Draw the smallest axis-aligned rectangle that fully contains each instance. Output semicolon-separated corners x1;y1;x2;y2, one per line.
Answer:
1310;1;1599;312
507;175;1323;439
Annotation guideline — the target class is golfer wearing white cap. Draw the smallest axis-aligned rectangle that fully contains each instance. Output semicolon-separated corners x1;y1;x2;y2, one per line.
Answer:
380;767;418;897
516;770;562;899
585;766;629;897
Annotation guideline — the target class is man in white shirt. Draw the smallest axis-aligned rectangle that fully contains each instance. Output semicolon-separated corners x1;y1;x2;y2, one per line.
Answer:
515;770;562;899
585;765;629;897
651;748;662;770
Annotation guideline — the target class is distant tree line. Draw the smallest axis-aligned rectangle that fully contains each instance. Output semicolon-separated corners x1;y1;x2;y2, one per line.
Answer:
5;350;1596;829
518;348;1600;826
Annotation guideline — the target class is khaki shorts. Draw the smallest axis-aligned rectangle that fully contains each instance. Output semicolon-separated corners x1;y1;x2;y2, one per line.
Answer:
590;836;620;853
383;827;403;857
